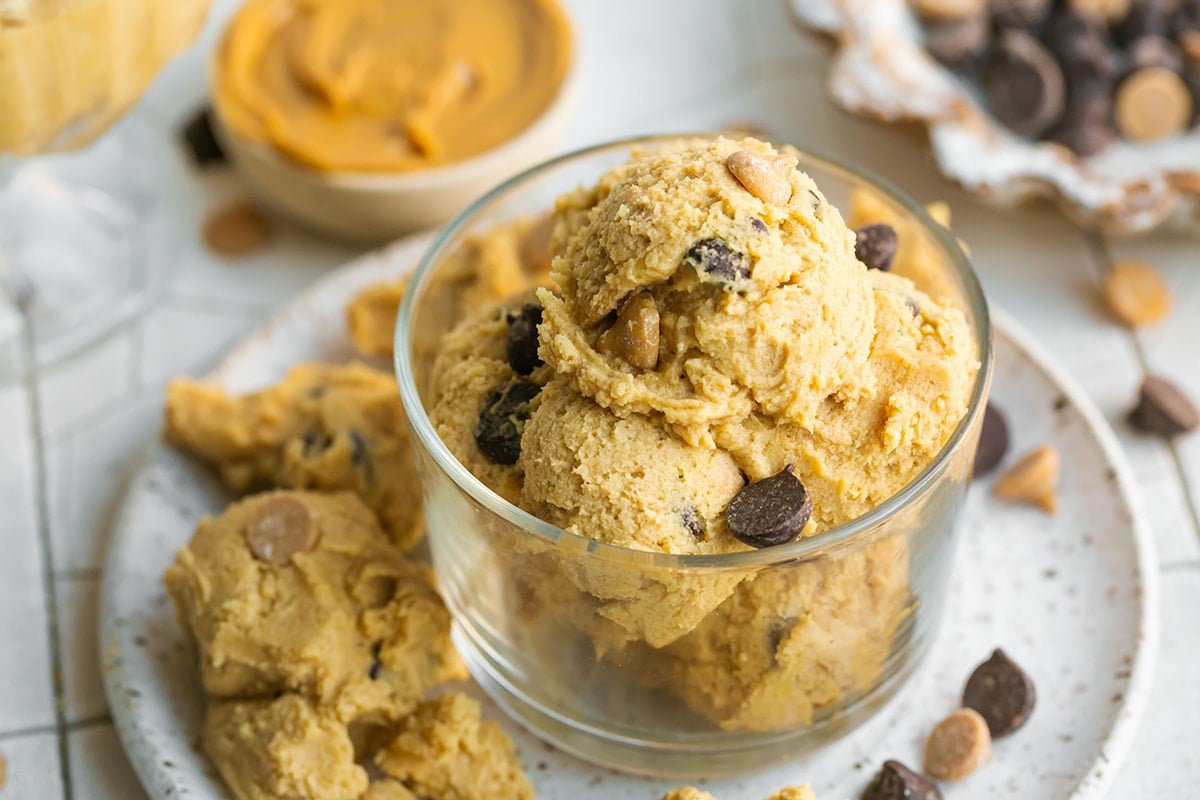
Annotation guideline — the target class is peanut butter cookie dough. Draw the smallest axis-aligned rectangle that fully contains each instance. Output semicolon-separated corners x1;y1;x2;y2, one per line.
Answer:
165;362;424;552
427;137;978;730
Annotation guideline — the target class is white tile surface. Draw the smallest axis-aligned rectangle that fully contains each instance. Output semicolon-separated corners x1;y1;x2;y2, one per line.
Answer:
37;335;133;441
0;733;63;800
137;305;260;390
55;579;107;725
67;725;147;800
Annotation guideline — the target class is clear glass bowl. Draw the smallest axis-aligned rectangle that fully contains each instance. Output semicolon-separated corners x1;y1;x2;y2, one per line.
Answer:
395;136;993;778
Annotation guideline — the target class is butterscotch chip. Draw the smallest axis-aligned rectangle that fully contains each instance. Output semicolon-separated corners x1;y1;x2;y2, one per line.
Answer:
912;0;985;19
725;150;792;205
244;495;318;564
203;202;273;258
1067;0;1130;21
1115;67;1193;142
598;292;660;370
0;749;6;789
993;445;1059;514
924;708;993;780
1104;258;1171;326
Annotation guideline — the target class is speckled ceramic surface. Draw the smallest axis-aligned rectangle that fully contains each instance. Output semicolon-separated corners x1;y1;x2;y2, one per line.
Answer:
100;235;1158;800
789;0;1200;234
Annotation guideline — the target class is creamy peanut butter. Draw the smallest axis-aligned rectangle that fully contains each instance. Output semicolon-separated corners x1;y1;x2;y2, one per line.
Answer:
0;0;211;155
213;0;572;173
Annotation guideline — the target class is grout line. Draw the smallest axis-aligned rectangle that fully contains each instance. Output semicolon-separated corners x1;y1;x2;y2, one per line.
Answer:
54;568;102;582
64;715;113;734
1087;233;1200;551
22;324;74;800
0;724;58;743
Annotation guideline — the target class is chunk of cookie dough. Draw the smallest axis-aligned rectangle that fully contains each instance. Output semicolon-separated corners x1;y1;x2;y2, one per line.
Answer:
376;693;535;800
165;491;464;712
362;781;419;800
165;362;423;552
203;694;368;800
347;279;408;358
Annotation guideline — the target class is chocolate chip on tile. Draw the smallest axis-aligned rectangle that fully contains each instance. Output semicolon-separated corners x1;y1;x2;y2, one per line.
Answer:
854;223;899;271
1129;374;1200;435
245;495;319;565
1103;258;1171;326
992;444;1059;514
985;29;1067;136
725;149;793;205
181;107;226;167
963;648;1037;737
684;237;751;284
923;707;993;780
726;465;813;548
924;13;991;70
203;202;273;258
475;380;541;465
598;292;660;370
506;303;544;376
973;402;1010;477
860;760;942;800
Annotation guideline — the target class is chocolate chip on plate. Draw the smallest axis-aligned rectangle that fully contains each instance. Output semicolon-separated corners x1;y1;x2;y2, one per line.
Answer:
181;106;226;167
598;292;660;371
245;495;319;565
684;237;751;284
505;303;544;376
923;707;993;780
726;465;813;548
861;759;942;800
1129;374;1200;436
973;402;1010;477
963;648;1036;737
475;380;541;465
985;29;1067;137
853;223;899;271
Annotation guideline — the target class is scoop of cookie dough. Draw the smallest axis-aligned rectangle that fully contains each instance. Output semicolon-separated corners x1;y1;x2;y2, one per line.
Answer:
203;694;368;800
164;490;464;714
165;362;423;552
375;693;535;800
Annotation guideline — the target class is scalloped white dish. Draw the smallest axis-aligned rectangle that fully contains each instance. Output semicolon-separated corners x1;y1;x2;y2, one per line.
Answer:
100;236;1157;799
791;0;1200;234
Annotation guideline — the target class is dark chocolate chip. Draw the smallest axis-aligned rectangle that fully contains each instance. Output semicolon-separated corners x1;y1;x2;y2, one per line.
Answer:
1046;11;1117;73
963;648;1037;737
684;237;751;284
924;13;991;71
766;617;798;666
990;0;1052;30
301;430;333;456
475;380;541;465
505;303;544;376
860;760;942;800
1127;35;1185;73
973;402;1010;477
750;216;769;233
1128;374;1200;435
854;223;899;271
1116;0;1171;46
1050;105;1116;155
985;29;1067;136
181;107;226;167
809;189;822;215
350;431;374;484
680;505;704;539
368;643;383;680
725;465;813;548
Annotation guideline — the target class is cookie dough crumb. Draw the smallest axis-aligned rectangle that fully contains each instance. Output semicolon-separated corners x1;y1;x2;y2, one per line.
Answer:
992;445;1059;514
923;707;993;780
375;693;534;800
362;780;418;800
204;201;273;259
347;280;408;358
1103;259;1171;327
203;694;368;800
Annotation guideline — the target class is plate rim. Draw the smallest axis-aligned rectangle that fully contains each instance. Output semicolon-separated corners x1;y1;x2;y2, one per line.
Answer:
98;240;1160;800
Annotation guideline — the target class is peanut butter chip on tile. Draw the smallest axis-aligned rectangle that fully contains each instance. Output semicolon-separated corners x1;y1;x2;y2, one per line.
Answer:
1115;67;1193;142
1104;258;1171;326
598;292;660;370
726;150;792;205
924;708;993;780
203;202;273;258
993;445;1059;513
245;495;318;565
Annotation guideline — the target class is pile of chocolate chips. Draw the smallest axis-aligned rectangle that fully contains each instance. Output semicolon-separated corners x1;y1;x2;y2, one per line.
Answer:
915;0;1200;155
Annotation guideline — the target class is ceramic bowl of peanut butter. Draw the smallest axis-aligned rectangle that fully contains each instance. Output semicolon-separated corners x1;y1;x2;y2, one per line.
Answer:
211;0;576;243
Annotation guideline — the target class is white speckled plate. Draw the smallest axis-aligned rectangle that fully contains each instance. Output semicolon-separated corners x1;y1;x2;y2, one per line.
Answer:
100;235;1158;800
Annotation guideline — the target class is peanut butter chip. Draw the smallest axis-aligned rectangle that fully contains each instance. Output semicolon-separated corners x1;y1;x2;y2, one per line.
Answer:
725;150;792;205
923;708;993;780
0;749;6;789
245;495;318;565
203;202;273;258
912;0;985;19
598;292;660;370
993;445;1059;514
1114;67;1193;143
1067;0;1130;21
1104;258;1171;327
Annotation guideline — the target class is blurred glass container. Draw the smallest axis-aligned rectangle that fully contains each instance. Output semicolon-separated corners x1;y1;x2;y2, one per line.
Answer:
395;136;993;778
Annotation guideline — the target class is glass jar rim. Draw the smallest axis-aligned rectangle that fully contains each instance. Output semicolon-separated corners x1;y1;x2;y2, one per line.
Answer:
395;134;993;571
